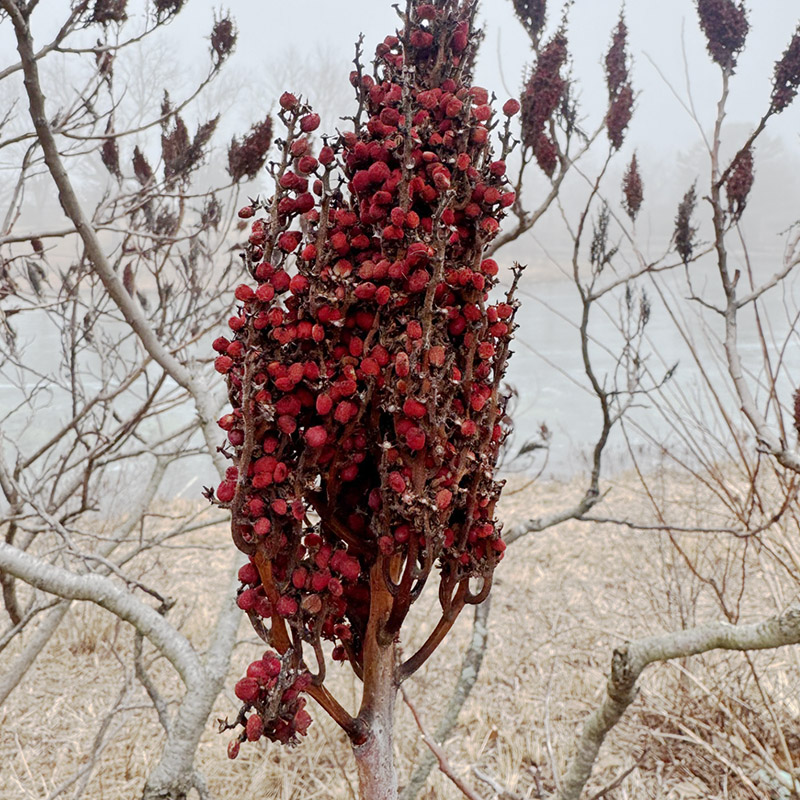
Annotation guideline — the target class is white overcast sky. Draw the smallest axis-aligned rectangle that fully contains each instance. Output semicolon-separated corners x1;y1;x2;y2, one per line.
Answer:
165;0;800;152
4;1;798;157
3;0;798;263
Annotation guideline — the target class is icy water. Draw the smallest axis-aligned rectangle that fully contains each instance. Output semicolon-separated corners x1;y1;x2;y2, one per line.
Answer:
2;269;799;506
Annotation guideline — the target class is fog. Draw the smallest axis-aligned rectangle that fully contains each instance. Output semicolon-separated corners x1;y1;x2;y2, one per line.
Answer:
3;1;799;273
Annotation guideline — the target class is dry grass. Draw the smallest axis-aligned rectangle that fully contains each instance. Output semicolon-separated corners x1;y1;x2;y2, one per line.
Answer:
1;472;798;799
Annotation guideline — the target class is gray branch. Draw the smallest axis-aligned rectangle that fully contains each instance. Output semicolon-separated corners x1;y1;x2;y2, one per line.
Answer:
559;602;800;800
1;0;226;480
400;598;491;800
0;541;204;689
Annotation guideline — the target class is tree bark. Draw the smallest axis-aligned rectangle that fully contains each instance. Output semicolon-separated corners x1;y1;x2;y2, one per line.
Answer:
353;639;398;800
141;572;241;800
559;602;800;800
353;562;399;800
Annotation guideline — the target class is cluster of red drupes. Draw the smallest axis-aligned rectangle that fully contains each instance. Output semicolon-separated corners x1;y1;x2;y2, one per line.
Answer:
213;0;521;752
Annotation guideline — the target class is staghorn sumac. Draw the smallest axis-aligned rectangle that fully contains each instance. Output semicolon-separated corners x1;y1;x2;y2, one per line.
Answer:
212;1;522;794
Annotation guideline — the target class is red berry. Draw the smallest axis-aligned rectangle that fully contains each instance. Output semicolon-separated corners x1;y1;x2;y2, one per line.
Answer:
300;113;321;132
436;489;453;510
214;355;234;374
290;274;310;294
405;427;426;450
235;677;260;703
305;426;328;448
277;595;298;616
389;471;406;493
216;480;235;502
246;714;264;741
403;398;426;419
238;563;259;584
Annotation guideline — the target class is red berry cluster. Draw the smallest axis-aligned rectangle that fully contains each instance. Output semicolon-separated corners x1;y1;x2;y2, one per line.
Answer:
520;32;568;176
213;0;521;753
224;634;313;756
604;17;633;151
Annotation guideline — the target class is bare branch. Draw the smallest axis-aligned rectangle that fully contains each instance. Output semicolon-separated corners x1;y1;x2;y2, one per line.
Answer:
559;602;800;800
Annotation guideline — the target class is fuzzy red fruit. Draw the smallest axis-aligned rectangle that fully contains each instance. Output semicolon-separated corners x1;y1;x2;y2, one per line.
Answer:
255;283;275;302
451;23;468;53
375;285;391;305
500;191;516;208
502;98;521;116
379;535;394;555
461;419;478;436
254;517;271;536
277;415;297;435
388;471;406;493
278;231;302;252
305;426;328;448
214;355;234;374
271;498;288;515
263;655;282;677
279;91;298;109
360;357;380;376
395;352;410;377
277;595;298;616
405;427;426;450
300;113;321;132
478;341;495;359
435;489;453;510
216;480;235;502
334;401;358;424
316;393;333;415
471;126;488;144
235;677;260;703
338;556;361;582
406;320;423;339
292;568;308;589
289;274;310;294
246;715;264;741
237;588;257;611
428;345;446;367
294;708;312;735
297;155;318;174
238;563;259;584
238;206;255;219
319;145;335;165
227;740;240;759
403;398;426;419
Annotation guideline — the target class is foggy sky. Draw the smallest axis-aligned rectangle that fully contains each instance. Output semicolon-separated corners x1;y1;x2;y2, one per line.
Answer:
2;0;798;269
166;0;800;151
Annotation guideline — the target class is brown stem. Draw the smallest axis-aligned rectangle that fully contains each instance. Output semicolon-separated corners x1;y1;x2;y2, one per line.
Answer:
398;581;468;681
253;550;291;653
253;550;364;741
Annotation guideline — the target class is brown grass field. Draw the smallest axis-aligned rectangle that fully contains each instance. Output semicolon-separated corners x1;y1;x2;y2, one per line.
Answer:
2;471;798;799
